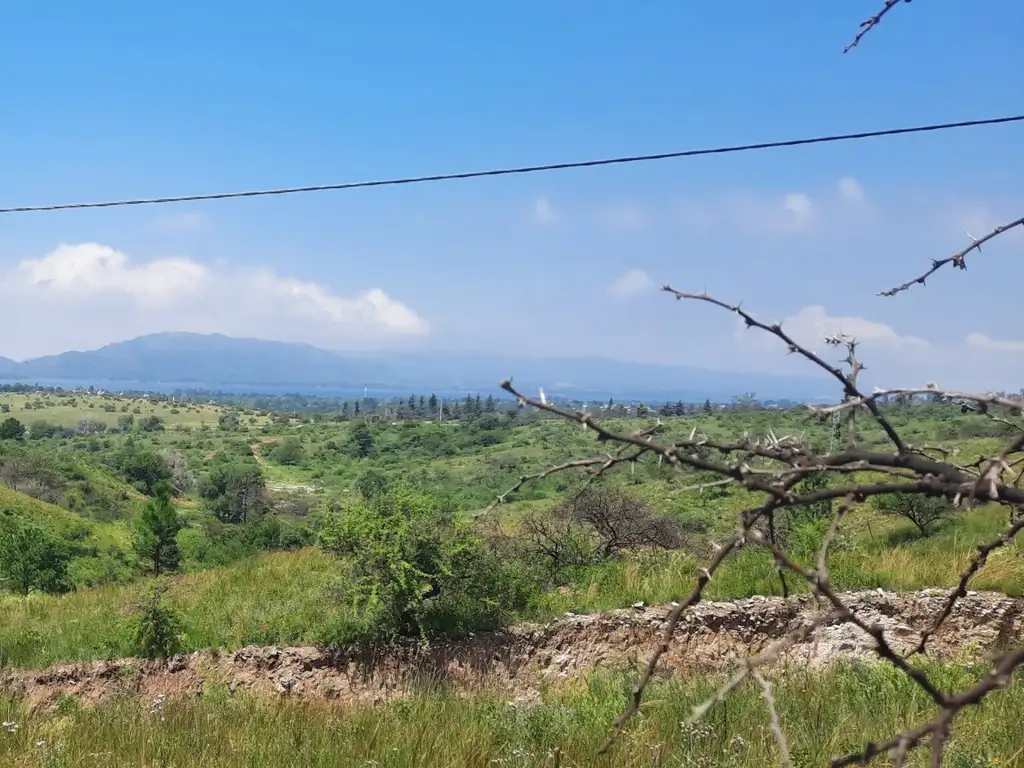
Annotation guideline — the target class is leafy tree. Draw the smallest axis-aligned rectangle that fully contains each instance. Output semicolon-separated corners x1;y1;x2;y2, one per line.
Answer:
198;463;267;524
218;412;240;431
117;413;135;432
113;446;172;495
132;482;183;576
0;515;73;596
138;414;165;432
872;493;953;537
268;436;304;465
0;416;25;441
346;421;374;459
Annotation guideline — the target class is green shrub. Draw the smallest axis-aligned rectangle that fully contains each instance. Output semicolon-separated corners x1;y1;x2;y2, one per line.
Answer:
319;484;539;645
132;582;186;659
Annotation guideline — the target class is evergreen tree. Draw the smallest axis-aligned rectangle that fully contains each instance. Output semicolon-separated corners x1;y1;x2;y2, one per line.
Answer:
132;482;183;576
703;399;713;415
347;421;374;459
484;394;496;413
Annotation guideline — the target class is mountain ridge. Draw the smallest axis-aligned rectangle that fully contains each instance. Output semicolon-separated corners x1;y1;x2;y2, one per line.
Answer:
0;332;832;401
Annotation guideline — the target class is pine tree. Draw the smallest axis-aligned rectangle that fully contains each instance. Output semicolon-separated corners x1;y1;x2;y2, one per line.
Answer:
703;399;713;415
428;394;439;417
484;394;496;413
132;482;182;576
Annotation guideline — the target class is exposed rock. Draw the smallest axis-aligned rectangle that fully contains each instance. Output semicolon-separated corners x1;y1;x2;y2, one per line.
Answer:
3;589;1021;710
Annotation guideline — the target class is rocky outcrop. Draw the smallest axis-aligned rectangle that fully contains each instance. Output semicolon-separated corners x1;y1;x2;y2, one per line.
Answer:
3;589;1021;709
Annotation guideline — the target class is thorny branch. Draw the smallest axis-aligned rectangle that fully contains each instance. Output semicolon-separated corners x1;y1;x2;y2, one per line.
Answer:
479;7;1024;766
492;292;1023;764
879;215;1024;298
844;0;912;53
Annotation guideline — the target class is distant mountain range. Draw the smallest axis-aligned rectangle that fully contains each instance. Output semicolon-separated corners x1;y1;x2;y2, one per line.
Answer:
0;333;833;402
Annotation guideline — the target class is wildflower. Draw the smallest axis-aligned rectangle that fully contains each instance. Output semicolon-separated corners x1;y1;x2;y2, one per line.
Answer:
2;721;18;734
150;693;168;722
34;739;46;747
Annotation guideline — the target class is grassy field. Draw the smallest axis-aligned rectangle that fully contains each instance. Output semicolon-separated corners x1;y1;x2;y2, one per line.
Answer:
1;389;1023;766
0;392;237;429
1;663;1020;767
1;501;1020;671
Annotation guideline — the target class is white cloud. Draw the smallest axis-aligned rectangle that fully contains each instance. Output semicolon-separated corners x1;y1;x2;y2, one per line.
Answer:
775;306;929;350
837;177;865;203
15;243;208;306
0;243;428;358
966;332;1024;353
534;196;558;225
784;192;813;223
678;190;816;236
608;268;656;298
602;204;648;231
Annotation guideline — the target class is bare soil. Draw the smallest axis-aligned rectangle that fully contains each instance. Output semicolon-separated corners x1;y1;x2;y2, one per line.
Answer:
4;589;1021;710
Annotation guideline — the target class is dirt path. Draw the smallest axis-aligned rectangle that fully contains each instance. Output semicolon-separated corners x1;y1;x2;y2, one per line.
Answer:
4;589;1021;710
249;441;319;494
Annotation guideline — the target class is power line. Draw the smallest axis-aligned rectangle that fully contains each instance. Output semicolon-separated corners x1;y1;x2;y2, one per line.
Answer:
2;113;1022;214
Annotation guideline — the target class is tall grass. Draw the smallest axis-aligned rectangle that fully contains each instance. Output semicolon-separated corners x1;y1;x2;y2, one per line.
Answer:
2;504;1021;671
0;663;1020;766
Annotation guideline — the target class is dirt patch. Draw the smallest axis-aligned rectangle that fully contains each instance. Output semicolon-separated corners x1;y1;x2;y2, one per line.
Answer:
4;589;1021;710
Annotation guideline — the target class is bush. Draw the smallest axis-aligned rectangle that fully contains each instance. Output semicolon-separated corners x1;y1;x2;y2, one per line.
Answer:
268;437;304;465
318;485;538;644
0;416;25;441
518;488;698;576
132;582;186;659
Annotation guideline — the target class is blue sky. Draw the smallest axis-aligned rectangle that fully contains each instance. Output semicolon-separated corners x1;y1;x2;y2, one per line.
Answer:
1;1;1022;391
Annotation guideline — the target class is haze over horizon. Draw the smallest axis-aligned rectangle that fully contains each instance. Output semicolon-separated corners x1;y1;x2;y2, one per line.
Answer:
2;2;1022;392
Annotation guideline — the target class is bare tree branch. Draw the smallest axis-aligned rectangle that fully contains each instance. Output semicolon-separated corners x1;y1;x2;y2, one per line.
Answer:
844;0;912;53
878;215;1024;297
